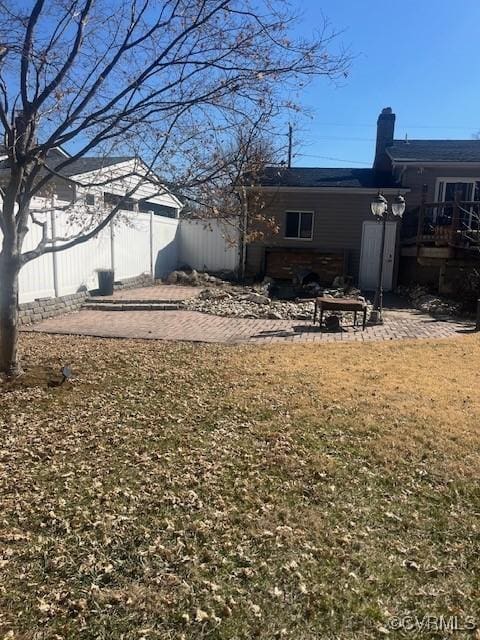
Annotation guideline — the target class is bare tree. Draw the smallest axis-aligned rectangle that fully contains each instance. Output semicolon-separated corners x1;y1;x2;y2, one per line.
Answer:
183;123;282;271
0;0;349;375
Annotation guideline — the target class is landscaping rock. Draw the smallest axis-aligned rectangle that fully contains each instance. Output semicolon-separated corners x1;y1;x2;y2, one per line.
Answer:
164;269;231;287
396;285;462;317
184;285;371;322
332;275;346;289
199;288;232;300
246;292;270;305
166;270;178;284
175;270;190;284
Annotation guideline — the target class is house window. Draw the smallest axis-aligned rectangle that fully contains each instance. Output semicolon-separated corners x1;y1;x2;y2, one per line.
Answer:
436;179;480;203
85;193;95;206
285;211;313;239
435;178;480;227
104;192;136;211
138;201;178;218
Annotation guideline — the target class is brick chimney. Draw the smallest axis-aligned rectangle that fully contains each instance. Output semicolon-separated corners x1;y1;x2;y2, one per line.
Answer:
373;107;395;172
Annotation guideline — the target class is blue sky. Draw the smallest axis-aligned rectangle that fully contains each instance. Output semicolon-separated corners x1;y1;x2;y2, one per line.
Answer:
290;0;480;168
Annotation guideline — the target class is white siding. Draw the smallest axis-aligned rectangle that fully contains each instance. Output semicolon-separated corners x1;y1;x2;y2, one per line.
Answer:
75;159;182;211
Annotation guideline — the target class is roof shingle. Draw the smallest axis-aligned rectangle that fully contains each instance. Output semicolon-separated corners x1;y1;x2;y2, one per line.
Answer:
254;166;398;189
387;139;480;163
0;153;134;180
59;156;133;176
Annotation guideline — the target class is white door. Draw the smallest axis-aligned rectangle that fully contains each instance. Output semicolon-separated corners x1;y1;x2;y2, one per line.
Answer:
359;220;397;291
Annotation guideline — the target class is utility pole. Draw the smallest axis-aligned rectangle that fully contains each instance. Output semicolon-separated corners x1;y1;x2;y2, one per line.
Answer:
287;123;293;168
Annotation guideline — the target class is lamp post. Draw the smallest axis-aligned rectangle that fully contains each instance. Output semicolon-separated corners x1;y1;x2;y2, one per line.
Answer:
368;193;406;325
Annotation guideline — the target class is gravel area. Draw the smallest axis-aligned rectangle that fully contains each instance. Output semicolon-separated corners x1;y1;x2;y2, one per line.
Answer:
165;269;371;321
183;291;316;320
181;286;372;322
396;285;463;317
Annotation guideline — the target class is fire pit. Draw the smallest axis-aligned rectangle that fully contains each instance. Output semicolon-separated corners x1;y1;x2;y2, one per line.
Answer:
313;296;368;331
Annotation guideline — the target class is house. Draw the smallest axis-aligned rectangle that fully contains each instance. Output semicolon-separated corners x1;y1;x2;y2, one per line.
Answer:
0;146;241;310
388;137;480;294
0;148;188;304
244;108;480;294
0;148;183;217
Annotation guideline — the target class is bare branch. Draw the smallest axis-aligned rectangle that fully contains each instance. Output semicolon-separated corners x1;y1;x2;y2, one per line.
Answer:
1;0;349;262
20;0;46;109
32;0;94;110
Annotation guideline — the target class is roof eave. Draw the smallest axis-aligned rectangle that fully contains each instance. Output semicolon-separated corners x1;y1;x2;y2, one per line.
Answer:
386;147;480;166
390;158;480;168
68;157;134;178
243;185;409;194
69;157;183;209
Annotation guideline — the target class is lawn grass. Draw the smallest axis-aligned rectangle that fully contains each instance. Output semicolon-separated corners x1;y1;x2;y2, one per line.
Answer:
0;333;479;639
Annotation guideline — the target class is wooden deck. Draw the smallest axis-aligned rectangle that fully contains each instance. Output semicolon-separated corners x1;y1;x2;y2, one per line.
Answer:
401;197;480;256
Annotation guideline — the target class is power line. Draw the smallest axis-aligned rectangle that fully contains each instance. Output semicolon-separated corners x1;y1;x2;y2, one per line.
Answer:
309;136;376;142
313;123;479;131
296;153;371;166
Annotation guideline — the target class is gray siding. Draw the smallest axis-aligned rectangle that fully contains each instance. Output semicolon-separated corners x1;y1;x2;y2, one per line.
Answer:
397;165;480;209
247;190;377;282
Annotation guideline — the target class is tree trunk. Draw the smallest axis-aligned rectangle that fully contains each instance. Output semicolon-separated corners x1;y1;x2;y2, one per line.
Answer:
0;252;21;376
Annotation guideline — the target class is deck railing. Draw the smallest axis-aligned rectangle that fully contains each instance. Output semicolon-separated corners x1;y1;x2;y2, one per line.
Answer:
401;199;480;248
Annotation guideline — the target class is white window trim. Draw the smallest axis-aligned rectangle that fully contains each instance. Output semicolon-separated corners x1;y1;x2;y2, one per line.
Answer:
434;177;480;226
435;177;480;202
284;210;314;241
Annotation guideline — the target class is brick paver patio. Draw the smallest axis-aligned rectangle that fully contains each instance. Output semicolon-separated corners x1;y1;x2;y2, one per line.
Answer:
93;284;201;301
25;306;471;344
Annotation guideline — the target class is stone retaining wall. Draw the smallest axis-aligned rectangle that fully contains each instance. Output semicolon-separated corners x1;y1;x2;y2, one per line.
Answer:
18;292;88;326
114;273;154;291
19;273;155;325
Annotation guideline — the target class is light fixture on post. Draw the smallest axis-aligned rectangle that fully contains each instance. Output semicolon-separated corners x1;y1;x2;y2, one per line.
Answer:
391;193;406;217
371;193;387;217
368;193;405;325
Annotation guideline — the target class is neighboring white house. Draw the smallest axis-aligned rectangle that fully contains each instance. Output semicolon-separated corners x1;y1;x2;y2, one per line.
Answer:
37;149;182;216
0;149;240;303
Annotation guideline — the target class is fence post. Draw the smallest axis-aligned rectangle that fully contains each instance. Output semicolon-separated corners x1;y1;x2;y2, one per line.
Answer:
110;219;115;272
239;187;248;279
149;210;154;279
50;195;59;297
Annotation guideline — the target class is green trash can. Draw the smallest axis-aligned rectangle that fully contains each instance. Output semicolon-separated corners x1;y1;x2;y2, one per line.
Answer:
97;269;115;296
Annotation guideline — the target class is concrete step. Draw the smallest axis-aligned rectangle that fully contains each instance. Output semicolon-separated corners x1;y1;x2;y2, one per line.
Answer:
82;302;183;312
88;297;182;305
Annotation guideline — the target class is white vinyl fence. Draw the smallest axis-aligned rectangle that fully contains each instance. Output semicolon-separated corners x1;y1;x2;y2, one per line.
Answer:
179;218;240;272
1;207;239;304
